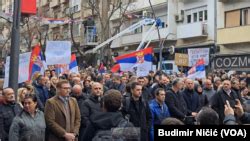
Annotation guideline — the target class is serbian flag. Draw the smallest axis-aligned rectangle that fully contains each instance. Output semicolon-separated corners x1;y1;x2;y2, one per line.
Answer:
111;47;153;74
99;62;105;73
69;54;78;74
187;58;206;80
29;44;45;79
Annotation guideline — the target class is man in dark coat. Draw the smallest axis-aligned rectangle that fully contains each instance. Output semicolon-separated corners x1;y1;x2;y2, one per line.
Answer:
82;89;135;140
109;75;126;94
137;76;152;102
151;74;171;98
165;78;189;121
211;80;242;124
34;75;49;106
182;79;199;115
79;82;103;140
121;82;152;141
0;88;22;141
71;84;87;106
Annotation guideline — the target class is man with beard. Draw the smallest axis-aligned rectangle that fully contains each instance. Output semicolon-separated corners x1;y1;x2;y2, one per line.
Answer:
151;74;171;99
0;88;22;141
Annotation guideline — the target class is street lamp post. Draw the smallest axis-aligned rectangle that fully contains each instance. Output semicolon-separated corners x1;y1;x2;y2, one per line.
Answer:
159;33;175;70
9;0;21;95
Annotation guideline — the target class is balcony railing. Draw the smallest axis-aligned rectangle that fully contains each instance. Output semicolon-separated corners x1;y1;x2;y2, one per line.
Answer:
177;22;208;39
84;26;98;46
217;25;250;44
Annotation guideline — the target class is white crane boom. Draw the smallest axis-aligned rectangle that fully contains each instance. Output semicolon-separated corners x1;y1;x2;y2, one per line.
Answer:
90;18;155;53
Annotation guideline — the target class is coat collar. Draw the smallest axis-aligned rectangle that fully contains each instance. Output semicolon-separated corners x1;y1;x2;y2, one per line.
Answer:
54;95;74;118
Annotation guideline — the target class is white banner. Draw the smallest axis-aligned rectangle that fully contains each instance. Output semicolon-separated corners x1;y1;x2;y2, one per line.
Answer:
188;48;209;66
187;70;206;80
4;52;31;88
45;41;71;65
135;62;152;77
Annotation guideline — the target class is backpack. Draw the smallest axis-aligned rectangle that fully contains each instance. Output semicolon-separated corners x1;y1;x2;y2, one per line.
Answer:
92;118;140;141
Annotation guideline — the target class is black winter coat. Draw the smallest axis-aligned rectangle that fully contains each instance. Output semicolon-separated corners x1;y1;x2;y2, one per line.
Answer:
165;89;189;120
0;103;22;141
182;89;200;113
121;97;152;141
211;88;241;124
79;95;101;141
82;111;133;141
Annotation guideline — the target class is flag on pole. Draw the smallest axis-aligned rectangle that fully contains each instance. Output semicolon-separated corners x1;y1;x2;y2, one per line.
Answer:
187;58;206;80
69;54;78;74
99;62;105;73
55;54;78;75
29;44;45;79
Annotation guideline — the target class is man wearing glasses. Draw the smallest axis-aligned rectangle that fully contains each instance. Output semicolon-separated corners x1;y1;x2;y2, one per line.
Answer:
44;80;81;141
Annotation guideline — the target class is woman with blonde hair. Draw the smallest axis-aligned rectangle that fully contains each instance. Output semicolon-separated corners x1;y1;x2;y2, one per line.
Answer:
17;87;28;108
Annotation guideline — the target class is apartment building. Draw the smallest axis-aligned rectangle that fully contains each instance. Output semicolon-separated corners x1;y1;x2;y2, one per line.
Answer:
174;0;216;50
217;0;250;54
110;0;176;55
1;0;13;14
108;0;217;70
0;0;13;58
215;0;250;71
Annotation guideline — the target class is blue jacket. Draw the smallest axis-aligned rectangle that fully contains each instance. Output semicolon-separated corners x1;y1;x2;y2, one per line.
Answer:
34;83;49;106
149;99;170;141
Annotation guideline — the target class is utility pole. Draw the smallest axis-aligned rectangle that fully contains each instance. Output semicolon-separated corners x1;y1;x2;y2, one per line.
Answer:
9;0;21;95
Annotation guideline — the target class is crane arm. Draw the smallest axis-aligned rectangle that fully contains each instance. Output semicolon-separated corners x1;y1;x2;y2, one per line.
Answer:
91;18;155;53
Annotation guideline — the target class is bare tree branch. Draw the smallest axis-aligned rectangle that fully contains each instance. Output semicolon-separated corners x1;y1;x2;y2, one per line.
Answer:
69;14;85;56
0;34;11;51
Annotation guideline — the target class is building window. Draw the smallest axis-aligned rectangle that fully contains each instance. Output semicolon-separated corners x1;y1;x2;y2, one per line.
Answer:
187;15;191;23
193;13;197;22
204;10;208;21
242;8;250;25
74;5;79;12
225;10;240;27
199;11;203;21
225;8;250;28
185;6;207;24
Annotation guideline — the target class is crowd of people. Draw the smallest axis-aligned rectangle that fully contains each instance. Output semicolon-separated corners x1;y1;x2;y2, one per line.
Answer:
0;67;250;141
